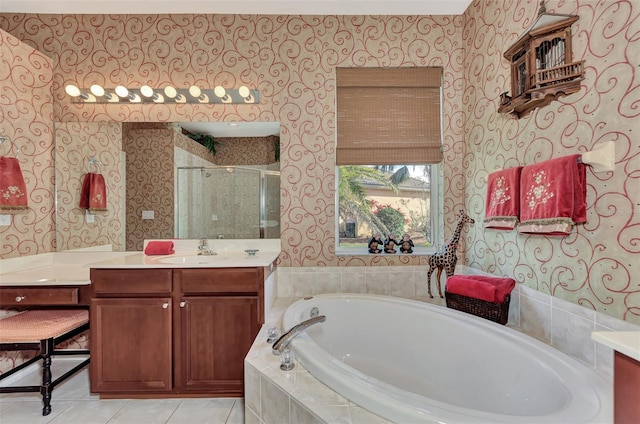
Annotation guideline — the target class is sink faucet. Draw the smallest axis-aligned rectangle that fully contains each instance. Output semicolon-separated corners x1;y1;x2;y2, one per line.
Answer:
272;315;326;355
197;238;216;256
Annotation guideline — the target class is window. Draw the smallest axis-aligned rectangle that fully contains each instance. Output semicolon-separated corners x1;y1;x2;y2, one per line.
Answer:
336;164;440;254
335;67;443;254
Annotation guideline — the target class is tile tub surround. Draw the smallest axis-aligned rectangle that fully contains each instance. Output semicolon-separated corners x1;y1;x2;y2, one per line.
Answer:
245;309;389;424
276;265;639;375
246;293;621;424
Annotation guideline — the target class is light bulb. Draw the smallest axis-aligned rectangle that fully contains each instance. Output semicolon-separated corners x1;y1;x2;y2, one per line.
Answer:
65;84;81;97
115;85;129;98
89;84;112;100
140;85;154;98
213;86;226;98
188;85;202;98
164;86;177;99
238;85;251;98
89;84;105;96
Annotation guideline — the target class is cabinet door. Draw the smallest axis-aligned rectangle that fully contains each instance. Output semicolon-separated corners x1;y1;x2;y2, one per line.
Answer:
91;297;173;393
178;296;260;394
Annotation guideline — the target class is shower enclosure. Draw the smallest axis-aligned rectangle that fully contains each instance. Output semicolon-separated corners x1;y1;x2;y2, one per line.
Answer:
176;166;280;239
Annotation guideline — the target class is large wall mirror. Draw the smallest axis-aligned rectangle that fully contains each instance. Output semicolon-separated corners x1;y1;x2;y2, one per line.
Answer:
54;121;280;252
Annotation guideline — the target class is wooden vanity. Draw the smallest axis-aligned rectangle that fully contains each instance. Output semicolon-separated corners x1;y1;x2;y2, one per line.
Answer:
592;331;640;424
0;243;280;399
90;264;272;398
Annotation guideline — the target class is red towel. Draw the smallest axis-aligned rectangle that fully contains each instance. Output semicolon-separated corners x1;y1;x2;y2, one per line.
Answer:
144;241;175;255
518;154;586;236
79;173;107;211
446;275;515;303
0;157;29;211
484;167;522;229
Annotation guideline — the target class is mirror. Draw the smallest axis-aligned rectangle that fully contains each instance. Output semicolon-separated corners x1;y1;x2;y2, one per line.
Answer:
54;121;280;252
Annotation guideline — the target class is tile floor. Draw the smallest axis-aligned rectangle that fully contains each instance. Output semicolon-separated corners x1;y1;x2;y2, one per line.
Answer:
0;359;244;424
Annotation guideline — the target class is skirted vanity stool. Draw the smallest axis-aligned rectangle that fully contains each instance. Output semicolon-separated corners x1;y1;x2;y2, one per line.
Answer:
0;309;90;416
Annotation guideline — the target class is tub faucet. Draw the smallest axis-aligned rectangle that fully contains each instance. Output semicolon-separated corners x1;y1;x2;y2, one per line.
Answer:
272;315;326;355
197;238;216;255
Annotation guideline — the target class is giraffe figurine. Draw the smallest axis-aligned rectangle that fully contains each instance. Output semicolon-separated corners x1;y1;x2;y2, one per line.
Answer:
427;209;475;298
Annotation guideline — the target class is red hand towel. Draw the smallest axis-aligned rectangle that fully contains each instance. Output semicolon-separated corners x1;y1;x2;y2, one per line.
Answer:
446;276;497;303
0;157;29;211
484;167;522;230
144;241;175;255
446;275;515;303
79;173;108;211
457;275;515;302
519;154;586;235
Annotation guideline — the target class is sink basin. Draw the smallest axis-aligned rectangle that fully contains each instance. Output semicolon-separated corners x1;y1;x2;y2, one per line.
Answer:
157;255;228;265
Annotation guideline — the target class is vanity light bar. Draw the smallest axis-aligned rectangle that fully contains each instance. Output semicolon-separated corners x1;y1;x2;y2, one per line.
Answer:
64;84;260;104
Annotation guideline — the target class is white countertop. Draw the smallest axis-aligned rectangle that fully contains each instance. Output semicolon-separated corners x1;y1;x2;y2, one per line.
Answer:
592;331;640;362
0;250;124;286
88;250;280;269
0;239;281;286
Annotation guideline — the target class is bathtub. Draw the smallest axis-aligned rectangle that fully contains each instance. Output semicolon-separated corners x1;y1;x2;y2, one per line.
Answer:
282;294;611;424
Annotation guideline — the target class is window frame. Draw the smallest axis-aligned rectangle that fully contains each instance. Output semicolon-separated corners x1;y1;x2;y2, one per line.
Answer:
334;163;442;256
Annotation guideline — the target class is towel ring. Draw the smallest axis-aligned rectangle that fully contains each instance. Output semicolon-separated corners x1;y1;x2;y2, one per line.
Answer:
0;135;20;158
87;156;102;173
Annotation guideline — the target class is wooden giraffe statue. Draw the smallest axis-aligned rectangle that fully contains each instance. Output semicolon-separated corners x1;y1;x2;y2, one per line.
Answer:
427;209;475;298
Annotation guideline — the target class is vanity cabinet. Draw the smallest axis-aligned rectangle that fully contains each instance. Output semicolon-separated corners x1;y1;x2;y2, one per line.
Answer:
90;266;265;397
0;285;91;306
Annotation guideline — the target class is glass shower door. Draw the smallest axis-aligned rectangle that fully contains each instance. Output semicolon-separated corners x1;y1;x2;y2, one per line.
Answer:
176;166;280;239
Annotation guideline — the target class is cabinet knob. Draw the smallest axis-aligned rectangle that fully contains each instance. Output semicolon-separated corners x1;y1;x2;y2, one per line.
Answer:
180;301;186;308
15;296;25;302
162;302;169;309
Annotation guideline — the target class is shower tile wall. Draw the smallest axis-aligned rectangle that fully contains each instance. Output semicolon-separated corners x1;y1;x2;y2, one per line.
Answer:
175;146;213;239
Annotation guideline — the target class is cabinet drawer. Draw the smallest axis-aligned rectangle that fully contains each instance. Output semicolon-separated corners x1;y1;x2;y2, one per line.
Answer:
0;287;79;306
179;268;262;294
91;269;172;295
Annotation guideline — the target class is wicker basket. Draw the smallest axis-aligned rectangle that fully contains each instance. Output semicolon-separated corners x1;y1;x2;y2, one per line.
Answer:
445;291;511;325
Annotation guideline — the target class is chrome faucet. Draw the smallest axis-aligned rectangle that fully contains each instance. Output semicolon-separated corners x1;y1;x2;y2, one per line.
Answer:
272;315;326;355
197;238;216;255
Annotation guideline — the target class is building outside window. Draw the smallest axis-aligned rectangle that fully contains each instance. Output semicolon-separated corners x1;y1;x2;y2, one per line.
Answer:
336;164;439;253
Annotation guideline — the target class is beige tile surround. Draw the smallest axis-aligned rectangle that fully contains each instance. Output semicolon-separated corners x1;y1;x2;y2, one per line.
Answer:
246;265;637;423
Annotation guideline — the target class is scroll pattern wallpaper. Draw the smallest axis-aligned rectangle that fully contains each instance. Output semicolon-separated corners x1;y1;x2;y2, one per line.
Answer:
462;0;639;322
0;30;55;256
0;0;638;324
55;122;124;251
124;125;175;251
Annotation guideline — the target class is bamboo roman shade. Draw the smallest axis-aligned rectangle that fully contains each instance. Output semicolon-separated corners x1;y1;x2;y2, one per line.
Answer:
336;67;443;165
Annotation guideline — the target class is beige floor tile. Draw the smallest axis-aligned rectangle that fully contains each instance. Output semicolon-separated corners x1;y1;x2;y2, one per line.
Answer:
1;360;246;424
166;398;236;424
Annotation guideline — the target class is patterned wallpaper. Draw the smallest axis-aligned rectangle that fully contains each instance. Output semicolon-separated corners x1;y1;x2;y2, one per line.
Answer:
0;29;55;257
54;122;124;251
123;124;175;251
461;0;639;323
0;0;638;323
214;135;279;166
0;12;468;268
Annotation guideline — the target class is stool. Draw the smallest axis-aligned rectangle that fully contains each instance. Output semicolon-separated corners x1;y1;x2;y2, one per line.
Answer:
0;309;90;416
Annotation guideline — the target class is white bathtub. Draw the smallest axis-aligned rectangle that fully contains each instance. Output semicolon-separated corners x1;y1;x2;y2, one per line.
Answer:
282;294;611;424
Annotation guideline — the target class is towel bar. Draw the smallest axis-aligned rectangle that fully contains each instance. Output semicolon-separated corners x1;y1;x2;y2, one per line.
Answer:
87;156;103;172
0;134;20;158
579;140;615;172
